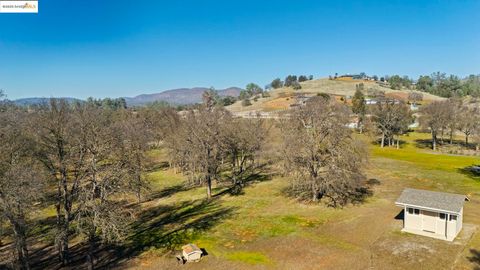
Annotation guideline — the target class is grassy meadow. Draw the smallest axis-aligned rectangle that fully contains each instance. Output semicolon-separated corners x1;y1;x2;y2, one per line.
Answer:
113;131;480;269
4;130;479;269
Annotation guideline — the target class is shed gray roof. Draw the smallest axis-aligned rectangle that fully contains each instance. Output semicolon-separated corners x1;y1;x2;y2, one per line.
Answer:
396;188;467;213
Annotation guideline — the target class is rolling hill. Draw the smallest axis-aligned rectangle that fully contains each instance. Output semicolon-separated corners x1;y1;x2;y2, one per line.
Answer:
226;78;443;113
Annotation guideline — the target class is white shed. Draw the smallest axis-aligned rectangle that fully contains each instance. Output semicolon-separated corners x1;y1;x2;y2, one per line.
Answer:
182;244;203;262
395;188;468;241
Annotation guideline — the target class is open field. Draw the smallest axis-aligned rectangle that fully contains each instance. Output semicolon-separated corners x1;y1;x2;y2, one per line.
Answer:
2;131;479;269
113;132;480;270
226;78;444;114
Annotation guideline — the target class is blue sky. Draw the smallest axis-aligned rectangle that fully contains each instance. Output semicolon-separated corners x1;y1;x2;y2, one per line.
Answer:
0;0;479;99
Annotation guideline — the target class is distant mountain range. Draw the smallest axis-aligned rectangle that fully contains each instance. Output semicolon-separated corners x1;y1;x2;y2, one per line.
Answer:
10;87;242;107
123;87;242;106
12;97;82;106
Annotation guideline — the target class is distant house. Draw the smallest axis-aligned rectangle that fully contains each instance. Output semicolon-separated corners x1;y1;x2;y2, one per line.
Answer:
365;98;377;105
395;188;468;241
295;95;310;105
408;121;419;129
346;122;357;129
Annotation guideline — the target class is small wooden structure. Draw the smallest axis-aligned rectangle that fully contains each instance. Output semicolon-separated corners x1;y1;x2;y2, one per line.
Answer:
396;188;468;241
181;244;202;262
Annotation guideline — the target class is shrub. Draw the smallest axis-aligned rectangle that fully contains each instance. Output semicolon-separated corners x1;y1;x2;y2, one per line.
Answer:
241;99;252;107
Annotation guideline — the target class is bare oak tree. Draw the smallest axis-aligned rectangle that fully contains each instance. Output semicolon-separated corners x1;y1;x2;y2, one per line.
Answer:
222;117;268;187
419;101;449;150
33;99;87;264
118;110;152;202
443;98;461;144
280;97;366;206
370;100;411;148
408;92;423;106
0;106;44;270
457;105;478;148
73;105;131;270
167;107;230;199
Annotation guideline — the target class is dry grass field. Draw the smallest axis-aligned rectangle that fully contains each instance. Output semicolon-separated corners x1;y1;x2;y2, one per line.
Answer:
115;132;480;270
226;78;444;114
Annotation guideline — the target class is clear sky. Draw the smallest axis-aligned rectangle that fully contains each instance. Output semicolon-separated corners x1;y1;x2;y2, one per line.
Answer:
0;0;479;99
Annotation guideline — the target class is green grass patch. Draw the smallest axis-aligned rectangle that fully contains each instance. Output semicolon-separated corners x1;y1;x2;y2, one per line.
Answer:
281;215;320;227
147;170;185;190
372;146;479;173
137;131;480;267
371;132;479;172
224;251;271;265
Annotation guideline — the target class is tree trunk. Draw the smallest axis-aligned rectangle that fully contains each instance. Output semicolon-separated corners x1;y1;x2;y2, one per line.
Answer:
136;157;143;203
432;130;437;151
11;217;30;270
55;186;64;264
135;170;142;203
396;136;400;149
87;232;96;270
466;135;469;148
381;132;385;148
61;179;70;266
231;156;237;185
60;215;69;265
206;175;212;199
56;167;70;266
312;184;319;202
136;187;142;204
357;118;362;134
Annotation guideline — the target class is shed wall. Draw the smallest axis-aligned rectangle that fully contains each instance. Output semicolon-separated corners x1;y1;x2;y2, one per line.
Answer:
404;208;421;230
456;207;463;234
403;205;463;240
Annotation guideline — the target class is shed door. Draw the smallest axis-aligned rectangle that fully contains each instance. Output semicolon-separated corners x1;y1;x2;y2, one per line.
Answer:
422;210;437;233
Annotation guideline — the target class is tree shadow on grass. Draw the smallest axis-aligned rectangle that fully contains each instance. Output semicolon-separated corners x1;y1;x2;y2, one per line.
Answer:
23;196;235;269
219;170;274;197
98;198;236;269
0;214;59;269
341;186;374;206
28;216;57;246
366;178;381;186
468;249;480;270
414;138;472;150
414;139;435;149
145;161;170;173
146;184;189;201
370;139;408;148
457;166;480;181
281;184;373;207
